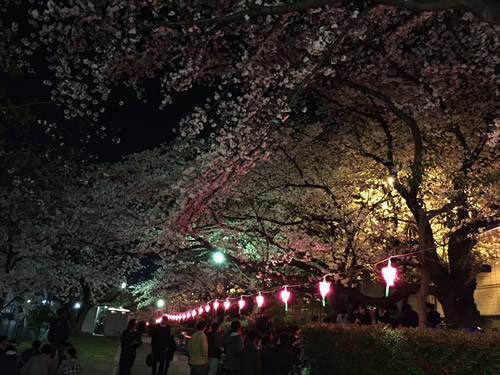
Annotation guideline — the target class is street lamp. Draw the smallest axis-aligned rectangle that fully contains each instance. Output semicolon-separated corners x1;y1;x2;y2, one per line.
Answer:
74;302;81;310
212;251;225;299
121;282;127;289
212;251;225;264
157;299;165;308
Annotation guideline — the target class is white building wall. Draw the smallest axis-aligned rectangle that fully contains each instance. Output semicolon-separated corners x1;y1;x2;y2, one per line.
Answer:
475;262;500;316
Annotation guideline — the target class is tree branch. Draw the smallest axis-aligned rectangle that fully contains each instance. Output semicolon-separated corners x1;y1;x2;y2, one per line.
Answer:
150;0;499;28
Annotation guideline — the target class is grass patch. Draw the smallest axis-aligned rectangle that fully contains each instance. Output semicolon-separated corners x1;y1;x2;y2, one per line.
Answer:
69;334;119;360
17;334;119;361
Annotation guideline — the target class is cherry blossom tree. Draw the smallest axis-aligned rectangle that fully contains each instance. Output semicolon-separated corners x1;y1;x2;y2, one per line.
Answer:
0;151;149;332
2;1;498;327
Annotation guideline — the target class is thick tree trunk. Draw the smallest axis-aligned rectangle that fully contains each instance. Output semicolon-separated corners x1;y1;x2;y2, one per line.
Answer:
415;265;430;328
437;278;481;328
69;282;93;336
70;303;92;336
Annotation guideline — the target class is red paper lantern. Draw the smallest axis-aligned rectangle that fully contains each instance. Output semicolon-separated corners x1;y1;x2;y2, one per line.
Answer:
319;277;331;307
238;297;245;313
256;292;264;308
280;287;291;312
382;259;397;297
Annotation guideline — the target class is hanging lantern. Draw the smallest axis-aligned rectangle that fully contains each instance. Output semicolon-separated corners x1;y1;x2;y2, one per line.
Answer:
238;297;245;313
205;304;210;313
198;306;204;315
224;299;231;311
187;312;191;319
319;276;331;307
192;309;197;317
280;287;291;312
256;292;265;308
382;258;397;297
213;300;220;311
155;317;162;324
182;314;186;320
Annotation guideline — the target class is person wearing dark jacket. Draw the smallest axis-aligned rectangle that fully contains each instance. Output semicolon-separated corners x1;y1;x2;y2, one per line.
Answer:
21;340;42;363
48;309;69;363
207;322;223;375
400;304;419;328
119;319;142;375
151;317;176;375
241;330;262;375
224;320;244;375
262;332;293;375
255;309;271;335
0;345;23;375
355;305;372;325
21;344;57;375
426;303;442;328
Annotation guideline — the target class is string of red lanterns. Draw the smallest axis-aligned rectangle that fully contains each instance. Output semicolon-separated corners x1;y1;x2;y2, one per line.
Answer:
158;259;399;322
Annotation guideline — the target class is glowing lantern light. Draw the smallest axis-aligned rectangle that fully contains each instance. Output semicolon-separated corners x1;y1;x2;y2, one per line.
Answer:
146;321;149;326
198;306;204;315
382;259;397;297
256;293;264;308
182;314;186;320
238;297;245;313
280;287;291;312
319;277;331;307
224;299;231;311
205;305;210;313
192;309;197;317
155;317;162;324
187;312;191;319
213;300;220;311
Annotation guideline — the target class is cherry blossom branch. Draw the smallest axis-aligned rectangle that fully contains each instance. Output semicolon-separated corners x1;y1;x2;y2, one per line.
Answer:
153;0;499;27
287;5;376;108
332;77;423;199
0;101;55;111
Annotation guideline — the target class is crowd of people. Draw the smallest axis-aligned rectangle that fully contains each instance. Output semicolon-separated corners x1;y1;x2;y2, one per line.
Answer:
186;318;299;375
0;309;81;375
333;302;442;328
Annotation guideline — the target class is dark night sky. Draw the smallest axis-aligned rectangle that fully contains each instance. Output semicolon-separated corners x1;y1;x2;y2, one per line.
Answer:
2;69;210;163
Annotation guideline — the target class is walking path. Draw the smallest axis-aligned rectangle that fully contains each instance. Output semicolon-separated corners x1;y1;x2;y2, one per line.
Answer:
81;336;189;375
128;337;190;375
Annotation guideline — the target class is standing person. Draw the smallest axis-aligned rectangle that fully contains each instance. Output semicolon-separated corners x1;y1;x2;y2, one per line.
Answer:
259;335;273;368
426;303;442;328
223;320;244;375
21;344;57;375
336;307;348;324
256;309;271;335
355;305;372;325
187;321;208;375
0;335;8;354
165;327;177;375
151;317;176;375
21;340;42;363
241;330;262;375
262;332;293;375
48;309;69;364
57;348;81;375
400;304;419;328
207;323;223;375
0;344;23;375
119;319;142;375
